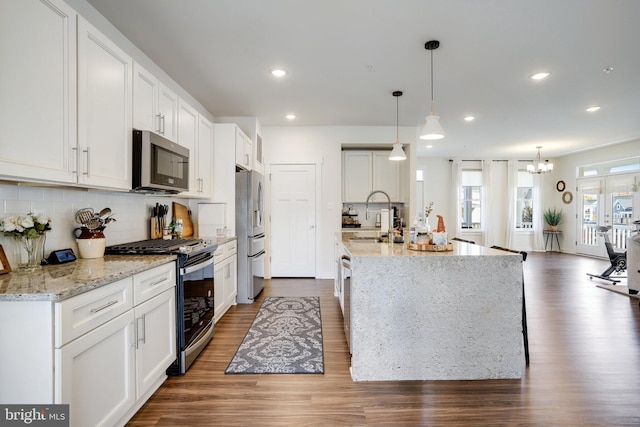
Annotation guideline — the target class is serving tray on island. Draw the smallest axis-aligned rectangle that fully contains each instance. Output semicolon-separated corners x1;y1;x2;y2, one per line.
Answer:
407;242;453;252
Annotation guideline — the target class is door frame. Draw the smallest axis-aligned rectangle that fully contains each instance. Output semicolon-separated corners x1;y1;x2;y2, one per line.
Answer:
265;162;322;279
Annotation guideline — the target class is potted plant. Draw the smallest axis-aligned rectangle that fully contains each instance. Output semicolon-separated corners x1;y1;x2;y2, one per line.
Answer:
544;208;563;232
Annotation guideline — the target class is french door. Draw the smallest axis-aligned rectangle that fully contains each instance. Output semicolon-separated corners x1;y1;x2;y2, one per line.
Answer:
576;173;637;257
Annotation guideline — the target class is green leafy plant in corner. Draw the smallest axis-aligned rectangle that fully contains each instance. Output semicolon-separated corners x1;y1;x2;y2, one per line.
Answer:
543;208;563;227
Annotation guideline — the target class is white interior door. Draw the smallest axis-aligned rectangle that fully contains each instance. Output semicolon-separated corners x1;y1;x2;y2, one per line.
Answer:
270;164;316;277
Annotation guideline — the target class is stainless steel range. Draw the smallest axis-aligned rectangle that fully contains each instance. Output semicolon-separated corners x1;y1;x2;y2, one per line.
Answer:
106;238;218;375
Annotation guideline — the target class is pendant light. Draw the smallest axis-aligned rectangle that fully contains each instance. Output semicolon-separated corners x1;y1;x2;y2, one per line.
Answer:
389;91;406;161
527;146;554;174
419;40;445;140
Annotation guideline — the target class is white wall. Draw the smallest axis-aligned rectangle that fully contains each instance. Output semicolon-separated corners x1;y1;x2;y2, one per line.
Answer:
261;125;416;279
546;139;640;254
415;157;453;229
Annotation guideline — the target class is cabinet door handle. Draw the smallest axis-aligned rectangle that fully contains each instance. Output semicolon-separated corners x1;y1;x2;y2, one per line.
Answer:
161;114;166;135
90;299;118;313
136;314;146;348
141;313;146;345
155;113;162;133
71;146;79;175
245;154;249;166
83;147;90;177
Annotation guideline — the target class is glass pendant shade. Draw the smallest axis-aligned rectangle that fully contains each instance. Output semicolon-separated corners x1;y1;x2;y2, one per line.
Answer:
389;142;406;160
419;114;445;140
389;90;406;161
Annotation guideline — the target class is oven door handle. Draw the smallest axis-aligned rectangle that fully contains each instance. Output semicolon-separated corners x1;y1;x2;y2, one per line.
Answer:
181;254;215;275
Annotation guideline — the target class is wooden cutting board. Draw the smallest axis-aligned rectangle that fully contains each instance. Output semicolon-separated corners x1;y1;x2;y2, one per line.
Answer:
173;202;194;237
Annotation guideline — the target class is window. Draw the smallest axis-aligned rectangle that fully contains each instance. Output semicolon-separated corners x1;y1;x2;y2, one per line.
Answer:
516;171;533;229
459;170;482;229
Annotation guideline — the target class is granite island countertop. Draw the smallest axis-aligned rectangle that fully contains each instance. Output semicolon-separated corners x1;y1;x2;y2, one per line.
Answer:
336;230;526;381
339;231;508;258
0;254;177;302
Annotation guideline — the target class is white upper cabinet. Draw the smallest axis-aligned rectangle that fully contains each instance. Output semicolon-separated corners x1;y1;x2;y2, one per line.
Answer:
253;133;264;175
197;114;214;197
0;0;77;184
342;151;373;202
178;100;213;198
178;99;198;194
372;151;401;202
77;16;132;190
133;62;178;142
235;127;252;171
342;150;401;202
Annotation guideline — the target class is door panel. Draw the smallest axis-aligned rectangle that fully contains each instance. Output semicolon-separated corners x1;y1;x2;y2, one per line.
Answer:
577;173;637;257
270;164;316;277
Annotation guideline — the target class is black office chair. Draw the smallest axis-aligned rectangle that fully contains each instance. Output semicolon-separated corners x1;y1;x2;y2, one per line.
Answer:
587;226;627;284
491;245;529;366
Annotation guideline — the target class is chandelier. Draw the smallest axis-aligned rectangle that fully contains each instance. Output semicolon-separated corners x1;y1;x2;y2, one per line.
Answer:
527;146;553;174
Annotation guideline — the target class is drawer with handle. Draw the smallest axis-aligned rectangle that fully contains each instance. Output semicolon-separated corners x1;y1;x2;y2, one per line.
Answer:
226;239;237;256
132;262;176;305
54;277;134;348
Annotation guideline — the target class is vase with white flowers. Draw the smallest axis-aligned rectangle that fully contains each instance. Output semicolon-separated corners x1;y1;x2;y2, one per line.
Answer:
0;212;52;271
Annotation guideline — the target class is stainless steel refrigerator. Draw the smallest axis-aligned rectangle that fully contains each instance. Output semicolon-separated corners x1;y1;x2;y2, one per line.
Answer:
235;169;265;303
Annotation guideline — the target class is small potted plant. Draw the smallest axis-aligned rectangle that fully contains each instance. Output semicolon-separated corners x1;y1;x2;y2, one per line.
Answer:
543;208;562;232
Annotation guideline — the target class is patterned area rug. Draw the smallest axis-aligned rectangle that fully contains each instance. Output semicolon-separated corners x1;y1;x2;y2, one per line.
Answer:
225;296;324;374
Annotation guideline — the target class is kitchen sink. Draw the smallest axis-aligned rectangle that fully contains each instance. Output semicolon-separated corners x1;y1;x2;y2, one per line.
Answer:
349;237;383;243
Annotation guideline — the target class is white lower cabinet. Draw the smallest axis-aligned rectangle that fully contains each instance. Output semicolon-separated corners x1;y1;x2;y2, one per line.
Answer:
44;262;174;427
213;240;238;324
134;289;176;401
55;310;136;427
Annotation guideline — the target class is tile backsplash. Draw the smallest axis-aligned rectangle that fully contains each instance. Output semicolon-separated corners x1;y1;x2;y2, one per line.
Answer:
0;182;189;266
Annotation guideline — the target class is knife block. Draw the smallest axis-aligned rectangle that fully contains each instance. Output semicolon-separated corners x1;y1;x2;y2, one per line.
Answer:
150;218;162;239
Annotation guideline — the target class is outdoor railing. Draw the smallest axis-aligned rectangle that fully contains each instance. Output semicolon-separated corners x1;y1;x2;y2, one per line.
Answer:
582;223;633;250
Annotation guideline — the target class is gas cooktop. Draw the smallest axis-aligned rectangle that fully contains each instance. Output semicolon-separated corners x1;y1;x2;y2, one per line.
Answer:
105;238;203;254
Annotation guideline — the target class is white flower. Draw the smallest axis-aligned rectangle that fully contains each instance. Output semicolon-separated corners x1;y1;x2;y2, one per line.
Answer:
21;216;34;229
1;218;16;232
1;212;52;238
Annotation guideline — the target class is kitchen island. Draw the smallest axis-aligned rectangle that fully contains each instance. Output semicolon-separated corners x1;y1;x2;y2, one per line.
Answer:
338;232;525;381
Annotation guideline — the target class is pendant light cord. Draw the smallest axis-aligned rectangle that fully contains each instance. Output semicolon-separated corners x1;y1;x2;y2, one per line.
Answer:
430;48;435;113
396;94;399;141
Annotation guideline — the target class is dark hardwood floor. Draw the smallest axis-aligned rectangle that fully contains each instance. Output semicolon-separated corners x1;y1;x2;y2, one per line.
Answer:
127;253;640;426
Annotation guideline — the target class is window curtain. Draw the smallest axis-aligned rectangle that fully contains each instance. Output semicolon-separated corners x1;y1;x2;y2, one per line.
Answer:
505;160;518;248
486;161;508;247
482;160;493;246
450;159;462;239
532;174;545;251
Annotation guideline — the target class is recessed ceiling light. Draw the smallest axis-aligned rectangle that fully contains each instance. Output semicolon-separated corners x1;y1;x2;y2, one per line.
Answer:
464;115;475;122
585;105;601;112
286;114;296;120
426;145;433;149
271;69;287;77
530;72;551;80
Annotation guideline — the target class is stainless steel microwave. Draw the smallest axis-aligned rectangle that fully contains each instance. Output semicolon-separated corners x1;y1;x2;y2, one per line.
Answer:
132;129;189;194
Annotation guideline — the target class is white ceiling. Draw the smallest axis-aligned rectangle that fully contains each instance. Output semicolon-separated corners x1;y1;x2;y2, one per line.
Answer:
86;0;640;159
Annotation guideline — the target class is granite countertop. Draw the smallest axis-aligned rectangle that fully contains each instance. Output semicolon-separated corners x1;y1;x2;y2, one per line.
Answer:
0;254;177;302
202;236;237;245
338;231;517;258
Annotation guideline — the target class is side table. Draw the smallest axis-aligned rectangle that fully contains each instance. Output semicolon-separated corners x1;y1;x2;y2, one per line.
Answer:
543;230;562;252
